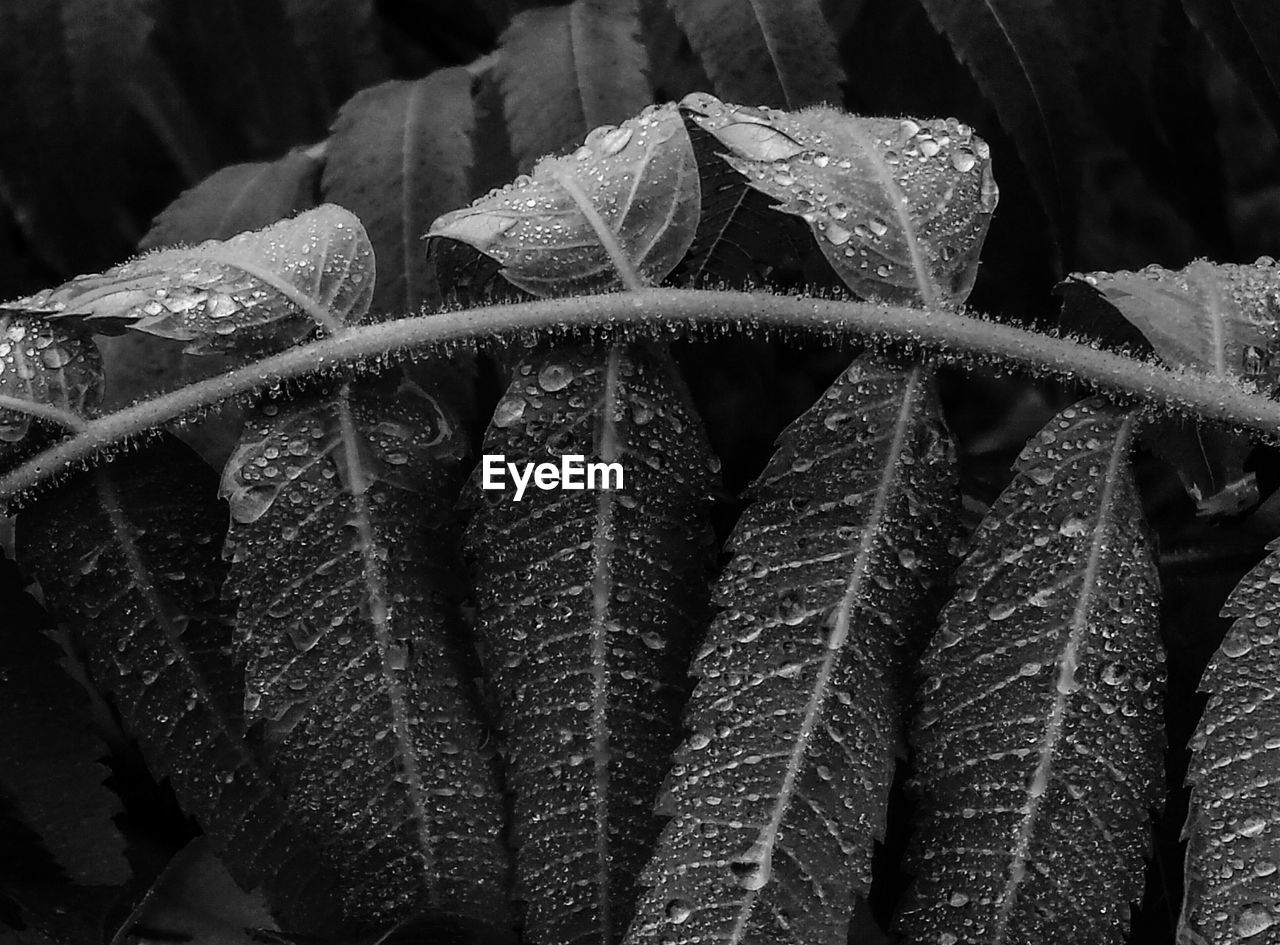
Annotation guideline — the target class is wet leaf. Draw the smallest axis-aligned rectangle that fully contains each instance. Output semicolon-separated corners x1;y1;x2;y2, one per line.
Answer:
1179;539;1280;945
140;152;322;251
625;358;958;945
682;94;998;306
16;439;343;934
0;315;102;468
323;70;476;316
5;205;373;355
1074;257;1280;512
222;379;511;930
427;103;699;297
496;0;652;171
897;400;1165;945
0;566;127;886
461;343;718;945
666;0;843;108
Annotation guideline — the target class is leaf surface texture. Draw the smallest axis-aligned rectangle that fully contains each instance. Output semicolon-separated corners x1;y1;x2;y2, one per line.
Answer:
897;400;1165;945
1179;539;1280;944
462;343;718;945
626;358;958;945
222;380;511;929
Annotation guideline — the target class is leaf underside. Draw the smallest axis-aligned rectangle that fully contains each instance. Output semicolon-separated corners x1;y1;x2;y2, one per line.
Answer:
5;205;373;355
0;314;102;466
140;152;322;251
222;379;511;929
322;71;476;316
0;574;127;886
681;94;999;305
897;399;1165;945
429;102;699;298
496;0;652;171
1179;539;1280;945
15;439;341;934
462;342;719;945
665;0;843;109
625;357;958;945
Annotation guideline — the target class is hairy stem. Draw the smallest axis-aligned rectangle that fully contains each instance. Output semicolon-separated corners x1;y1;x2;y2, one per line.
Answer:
3;288;1279;498
0;394;88;432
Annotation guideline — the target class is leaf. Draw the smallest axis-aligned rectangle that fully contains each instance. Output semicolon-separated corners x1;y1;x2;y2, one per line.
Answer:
1183;0;1280;137
1179;539;1280;945
895;399;1165;945
1076;258;1280;389
625;358;959;945
913;0;1085;252
15;439;343;934
5;206;374;355
0;561;127;886
322;70;476;315
109;839;275;945
221;378;511;930
140;152;322;251
280;0;388;117
1073;257;1280;511
495;0;652;170
461;342;719;945
665;0;843;108
428;103;699;297
0;0;155;271
0;315;103;467
682;94;999;306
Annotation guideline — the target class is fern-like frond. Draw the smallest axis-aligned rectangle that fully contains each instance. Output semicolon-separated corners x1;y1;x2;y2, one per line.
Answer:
896;399;1165;945
15;439;341;934
665;0;842;108
0;563;127;885
429;104;698;297
323;71;476;315
140;153;322;251
625;357;958;945
280;0;387;116
495;0;652;170
222;379;511;930
5;206;372;354
462;342;718;945
1179;539;1280;944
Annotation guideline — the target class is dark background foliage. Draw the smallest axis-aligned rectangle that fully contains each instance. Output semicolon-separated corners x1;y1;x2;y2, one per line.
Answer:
4;2;1280;943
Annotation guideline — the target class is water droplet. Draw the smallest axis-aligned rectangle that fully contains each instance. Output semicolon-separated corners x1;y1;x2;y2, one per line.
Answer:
665;899;693;924
952;149;977;172
1236;904;1276;939
492;396;526;428
729;844;772;890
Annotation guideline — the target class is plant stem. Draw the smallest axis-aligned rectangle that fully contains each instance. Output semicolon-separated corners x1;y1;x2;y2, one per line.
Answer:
0;394;88;432
4;287;1279;499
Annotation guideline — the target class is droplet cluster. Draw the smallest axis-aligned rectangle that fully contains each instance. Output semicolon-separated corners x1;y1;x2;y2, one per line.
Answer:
0;314;102;462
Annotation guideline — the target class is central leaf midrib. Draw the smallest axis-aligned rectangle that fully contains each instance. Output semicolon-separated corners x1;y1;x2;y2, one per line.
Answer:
726;367;923;943
991;412;1135;942
334;386;438;902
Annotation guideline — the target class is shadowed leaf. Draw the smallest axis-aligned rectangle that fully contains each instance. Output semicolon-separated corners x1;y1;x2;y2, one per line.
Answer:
428;104;698;297
140;153;322;251
281;0;388;116
16;439;343;934
896;400;1165;945
666;0;842;108
496;0;652;170
1183;0;1280;138
5;206;373;355
462;343;718;945
625;358;958;945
